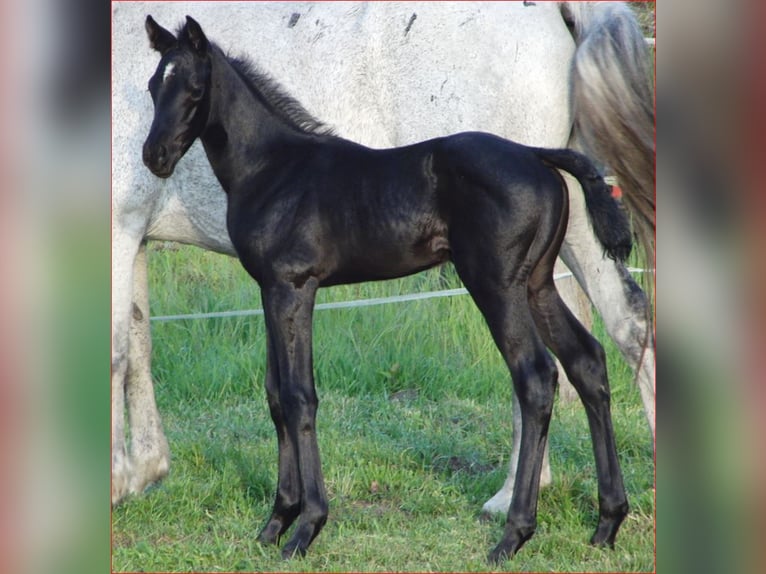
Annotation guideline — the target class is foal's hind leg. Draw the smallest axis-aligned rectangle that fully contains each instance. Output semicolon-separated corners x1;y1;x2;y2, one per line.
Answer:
482;394;553;515
528;276;629;547
467;283;559;563
451;243;558;561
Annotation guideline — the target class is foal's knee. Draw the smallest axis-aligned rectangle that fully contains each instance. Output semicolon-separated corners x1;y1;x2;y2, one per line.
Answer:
514;353;558;420
567;338;611;405
281;386;319;432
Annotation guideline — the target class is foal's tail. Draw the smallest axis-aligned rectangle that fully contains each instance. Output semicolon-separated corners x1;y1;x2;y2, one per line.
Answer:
560;1;655;268
534;148;632;263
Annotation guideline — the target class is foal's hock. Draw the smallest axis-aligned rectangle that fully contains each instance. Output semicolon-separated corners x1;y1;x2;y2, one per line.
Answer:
142;15;630;563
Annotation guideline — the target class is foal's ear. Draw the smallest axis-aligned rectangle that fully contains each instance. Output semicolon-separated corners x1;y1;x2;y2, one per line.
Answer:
182;16;209;56
145;15;176;54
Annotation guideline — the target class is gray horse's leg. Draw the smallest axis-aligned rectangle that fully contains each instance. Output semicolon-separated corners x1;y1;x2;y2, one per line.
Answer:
112;230;140;505
125;242;170;495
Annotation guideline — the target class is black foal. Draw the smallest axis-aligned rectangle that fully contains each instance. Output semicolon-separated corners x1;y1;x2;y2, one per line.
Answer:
142;15;630;562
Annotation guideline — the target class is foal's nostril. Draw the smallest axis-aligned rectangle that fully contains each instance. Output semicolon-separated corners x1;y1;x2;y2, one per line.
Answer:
143;141;168;170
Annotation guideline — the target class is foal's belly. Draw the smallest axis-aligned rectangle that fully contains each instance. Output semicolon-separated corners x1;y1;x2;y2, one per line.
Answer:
321;231;451;286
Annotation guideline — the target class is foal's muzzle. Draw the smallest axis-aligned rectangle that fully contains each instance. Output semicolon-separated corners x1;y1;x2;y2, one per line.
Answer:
142;139;175;178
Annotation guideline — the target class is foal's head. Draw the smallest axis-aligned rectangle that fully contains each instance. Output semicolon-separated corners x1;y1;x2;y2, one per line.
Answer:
142;16;211;178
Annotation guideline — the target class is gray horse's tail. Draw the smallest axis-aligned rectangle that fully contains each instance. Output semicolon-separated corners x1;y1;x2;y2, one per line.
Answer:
561;1;655;269
534;147;632;263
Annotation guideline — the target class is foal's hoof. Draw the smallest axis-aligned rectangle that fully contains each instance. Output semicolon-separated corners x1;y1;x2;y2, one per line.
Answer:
487;545;514;565
257;520;283;546
280;521;320;560
487;525;534;564
589;522;619;549
589;503;629;548
280;542;308;560
487;537;524;564
589;506;628;548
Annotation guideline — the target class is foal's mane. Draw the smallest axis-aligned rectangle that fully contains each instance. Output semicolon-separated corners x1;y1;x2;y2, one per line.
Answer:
174;21;333;137
225;48;334;137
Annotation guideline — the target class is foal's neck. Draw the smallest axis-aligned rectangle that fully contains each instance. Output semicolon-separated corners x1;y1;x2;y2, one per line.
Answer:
200;47;306;193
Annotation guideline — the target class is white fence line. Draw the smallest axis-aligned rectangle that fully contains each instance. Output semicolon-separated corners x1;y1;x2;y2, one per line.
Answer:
151;267;649;323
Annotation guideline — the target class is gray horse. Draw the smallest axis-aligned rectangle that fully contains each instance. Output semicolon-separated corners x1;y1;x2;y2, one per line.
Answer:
111;1;655;513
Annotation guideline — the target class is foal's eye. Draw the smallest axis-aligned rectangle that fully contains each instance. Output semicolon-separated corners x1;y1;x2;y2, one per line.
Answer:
189;86;205;100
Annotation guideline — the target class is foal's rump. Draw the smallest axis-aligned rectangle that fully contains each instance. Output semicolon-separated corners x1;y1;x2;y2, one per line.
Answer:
431;132;630;264
434;132;564;195
432;132;566;242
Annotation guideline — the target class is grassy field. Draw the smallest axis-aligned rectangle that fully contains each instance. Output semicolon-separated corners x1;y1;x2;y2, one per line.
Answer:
111;244;655;572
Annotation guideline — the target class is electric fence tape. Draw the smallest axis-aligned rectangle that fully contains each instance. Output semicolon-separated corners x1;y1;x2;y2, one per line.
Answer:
151;267;649;322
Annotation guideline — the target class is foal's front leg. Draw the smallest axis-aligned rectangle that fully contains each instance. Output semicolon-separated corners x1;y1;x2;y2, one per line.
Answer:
257;332;302;545
260;279;328;559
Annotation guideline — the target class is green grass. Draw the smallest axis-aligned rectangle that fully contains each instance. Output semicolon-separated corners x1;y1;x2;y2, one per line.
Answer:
112;244;655;572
